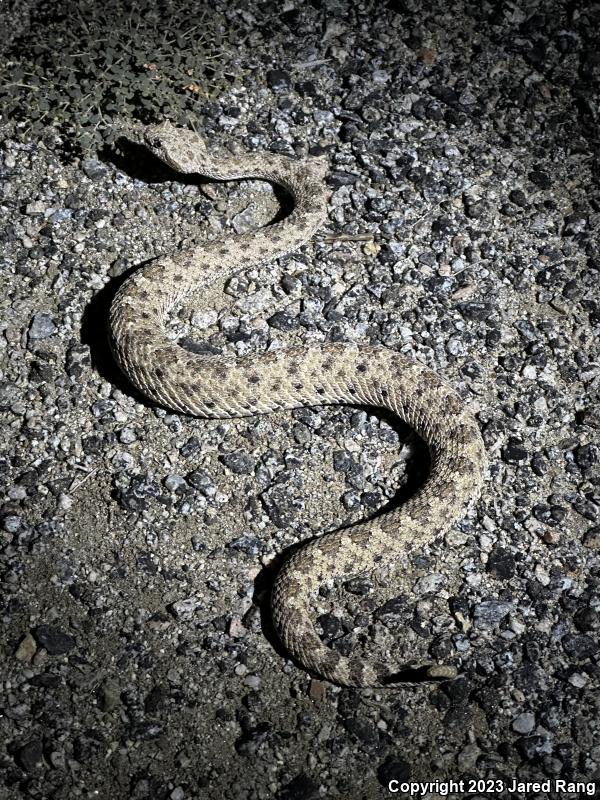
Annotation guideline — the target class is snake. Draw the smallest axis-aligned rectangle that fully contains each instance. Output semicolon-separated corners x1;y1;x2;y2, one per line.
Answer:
108;121;486;687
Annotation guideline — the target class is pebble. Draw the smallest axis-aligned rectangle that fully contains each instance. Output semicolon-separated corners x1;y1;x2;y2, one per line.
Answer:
16;739;45;771
473;600;512;628
219;450;254;474
512;712;536;734
414;573;446;594
14;632;37;663
170;597;201;618
28;313;57;340
33;625;76;655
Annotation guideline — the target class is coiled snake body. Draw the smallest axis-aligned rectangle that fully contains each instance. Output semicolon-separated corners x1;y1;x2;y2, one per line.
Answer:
109;122;486;687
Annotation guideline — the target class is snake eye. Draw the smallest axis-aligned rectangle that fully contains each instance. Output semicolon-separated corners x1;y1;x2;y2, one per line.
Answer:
151;137;162;148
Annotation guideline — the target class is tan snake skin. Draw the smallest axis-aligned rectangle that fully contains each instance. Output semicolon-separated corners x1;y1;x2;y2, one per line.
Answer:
108;122;486;687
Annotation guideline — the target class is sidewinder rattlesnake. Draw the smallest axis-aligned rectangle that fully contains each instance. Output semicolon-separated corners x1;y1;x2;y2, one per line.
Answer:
108;121;486;687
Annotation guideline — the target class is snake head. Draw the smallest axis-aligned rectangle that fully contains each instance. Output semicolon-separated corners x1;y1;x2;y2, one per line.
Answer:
139;121;208;174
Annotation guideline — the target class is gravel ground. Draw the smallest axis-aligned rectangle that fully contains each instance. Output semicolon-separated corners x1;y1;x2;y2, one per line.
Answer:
1;2;599;799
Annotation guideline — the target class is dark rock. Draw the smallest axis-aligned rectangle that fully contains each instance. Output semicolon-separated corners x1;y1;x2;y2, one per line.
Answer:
573;606;599;632
29;673;61;688
486;546;516;579
220;451;254;475
574;443;597;470
267;311;299;331
529;169;552;189
344;578;372;596
341;717;379;747
442;676;471;705
561;633;598;659
180;436;202;458
502;437;528;463
260;484;300;528
458;301;492;321
509;189;528;207
516;735;552;761
374;597;406;618
327;171;360;188
473;599;512;628
266;69;291;90
131;722;164;740
33;625;75;655
15;739;45;771
317;613;341;639
583;527;600;548
377;756;411;787
144;685;167;713
227;534;263;555
186;468;217;496
277;773;319;800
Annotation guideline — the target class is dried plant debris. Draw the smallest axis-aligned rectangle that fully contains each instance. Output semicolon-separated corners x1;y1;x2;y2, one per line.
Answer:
0;0;241;152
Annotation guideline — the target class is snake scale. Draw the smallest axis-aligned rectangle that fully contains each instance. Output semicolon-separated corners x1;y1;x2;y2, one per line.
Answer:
108;122;486;687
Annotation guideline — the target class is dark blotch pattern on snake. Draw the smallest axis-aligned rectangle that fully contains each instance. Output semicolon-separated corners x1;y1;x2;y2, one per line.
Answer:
108;122;486;687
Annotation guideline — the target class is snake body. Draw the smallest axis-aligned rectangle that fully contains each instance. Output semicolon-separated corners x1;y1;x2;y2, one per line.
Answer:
108;122;486;687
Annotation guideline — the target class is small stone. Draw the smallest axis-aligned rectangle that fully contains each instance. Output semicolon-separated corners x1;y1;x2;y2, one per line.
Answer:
191;309;218;329
15;633;37;663
512;712;536;734
164;474;188;492
219;450;254;475
377;756;411;787
574;443;597;470
28;313;57;340
308;679;326;702
267;311;298;331
568;672;588;688
457;743;481;771
118;427;137;444
81;158;108;179
227;534;262;555
228;615;246;638
16;739;45;771
516;735;552;761
473;599;512;628
244;674;261;689
486;546;516;579
574;607;599;632
502;437;528;463
317;613;341;639
561;633;598;659
2;514;22;533
529;169;552;189
33;625;76;655
187;469;217;496
542;530;561;545
362;240;380;257
509;188;528;207
583;527;600;549
97;678;121;711
266;69;290;90
25;200;47;215
414;573;446;594
170;597;201;618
